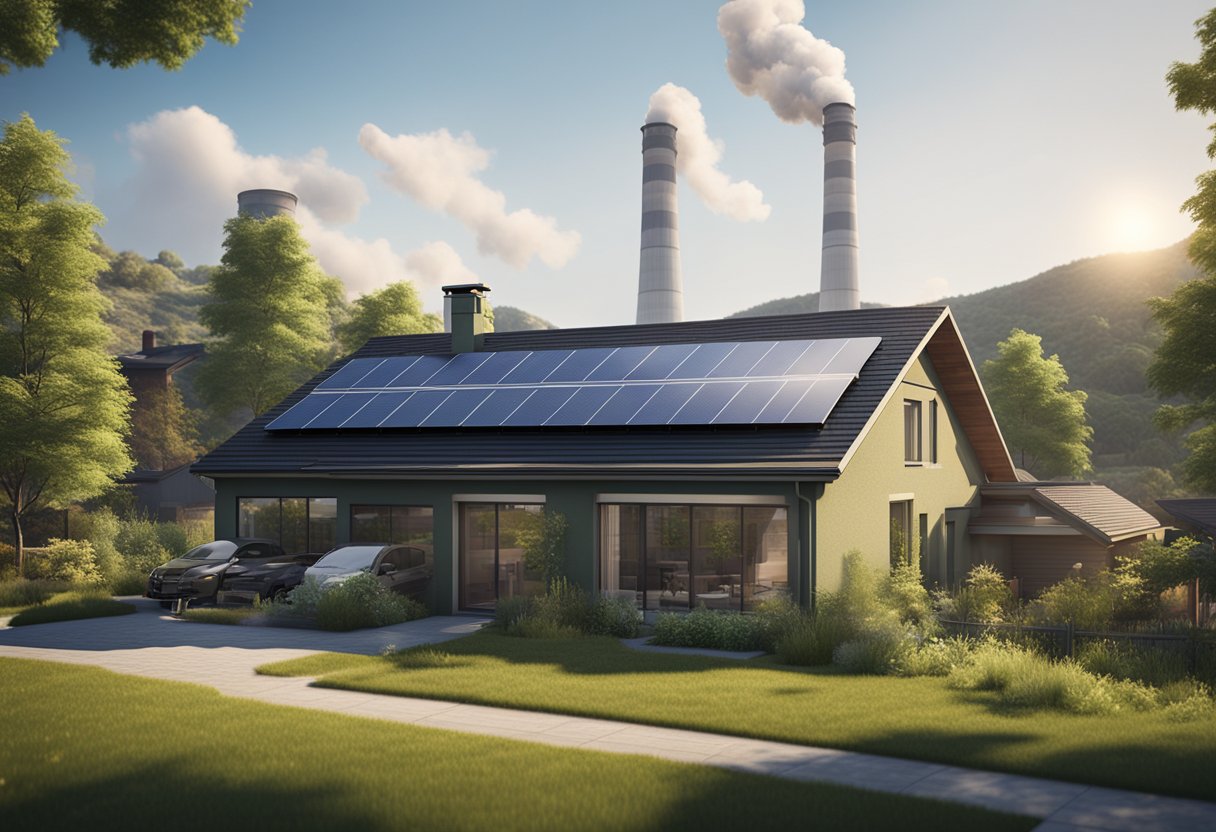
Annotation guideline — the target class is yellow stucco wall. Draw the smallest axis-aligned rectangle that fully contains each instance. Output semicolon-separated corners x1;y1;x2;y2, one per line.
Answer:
814;353;987;592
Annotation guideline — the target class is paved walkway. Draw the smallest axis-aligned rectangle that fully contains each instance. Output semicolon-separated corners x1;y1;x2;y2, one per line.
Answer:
1;602;1213;832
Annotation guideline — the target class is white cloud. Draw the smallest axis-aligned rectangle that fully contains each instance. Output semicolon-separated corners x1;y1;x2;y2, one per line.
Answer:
645;83;771;222
117;106;474;300
358;124;582;269
718;0;854;126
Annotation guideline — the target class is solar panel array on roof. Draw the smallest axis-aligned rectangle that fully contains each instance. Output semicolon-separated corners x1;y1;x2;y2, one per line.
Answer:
265;337;881;431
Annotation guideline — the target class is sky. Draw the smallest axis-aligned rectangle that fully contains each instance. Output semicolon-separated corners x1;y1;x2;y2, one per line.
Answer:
2;0;1211;327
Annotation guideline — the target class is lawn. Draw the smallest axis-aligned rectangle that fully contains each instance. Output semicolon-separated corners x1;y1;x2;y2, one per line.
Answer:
258;631;1216;802
0;658;1034;832
4;591;135;626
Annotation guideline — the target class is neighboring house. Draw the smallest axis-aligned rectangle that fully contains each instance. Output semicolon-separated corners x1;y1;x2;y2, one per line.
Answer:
1156;499;1216;545
971;482;1162;597
117;330;214;522
192;284;1144;614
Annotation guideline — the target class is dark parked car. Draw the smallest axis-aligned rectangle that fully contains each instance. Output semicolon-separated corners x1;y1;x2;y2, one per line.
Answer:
146;539;286;606
303;543;433;600
217;552;325;605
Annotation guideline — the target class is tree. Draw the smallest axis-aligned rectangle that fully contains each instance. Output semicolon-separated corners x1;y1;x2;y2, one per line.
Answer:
1148;10;1216;492
335;281;441;354
130;385;202;471
0;0;249;75
982;328;1092;478
0;115;133;575
196;214;337;419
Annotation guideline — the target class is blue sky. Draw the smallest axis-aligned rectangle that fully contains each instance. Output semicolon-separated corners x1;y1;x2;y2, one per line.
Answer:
2;0;1210;326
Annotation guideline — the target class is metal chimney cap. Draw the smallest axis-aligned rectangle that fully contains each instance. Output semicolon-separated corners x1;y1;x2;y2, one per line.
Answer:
237;188;298;203
640;121;678;132
441;283;491;296
823;102;856;113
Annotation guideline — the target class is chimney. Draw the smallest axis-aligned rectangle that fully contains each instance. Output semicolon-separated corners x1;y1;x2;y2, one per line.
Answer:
818;102;859;312
636;122;683;325
443;283;491;353
142;329;157;352
237;189;298;219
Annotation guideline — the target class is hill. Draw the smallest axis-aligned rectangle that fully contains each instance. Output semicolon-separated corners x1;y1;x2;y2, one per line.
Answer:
733;294;886;317
493;305;556;332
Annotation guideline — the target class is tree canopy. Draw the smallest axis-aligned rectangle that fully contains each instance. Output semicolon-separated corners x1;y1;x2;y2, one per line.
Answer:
1148;9;1216;492
335;280;442;354
196;214;341;418
981;328;1093;479
0;115;133;573
0;0;249;75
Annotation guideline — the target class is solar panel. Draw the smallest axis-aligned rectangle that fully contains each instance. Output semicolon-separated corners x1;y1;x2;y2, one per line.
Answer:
265;336;880;431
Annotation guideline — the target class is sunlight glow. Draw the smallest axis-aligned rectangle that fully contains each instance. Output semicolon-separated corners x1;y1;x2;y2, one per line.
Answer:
1105;201;1161;253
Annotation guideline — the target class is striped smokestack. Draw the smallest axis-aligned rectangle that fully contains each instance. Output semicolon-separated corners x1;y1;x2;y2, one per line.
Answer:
636;122;683;325
818;102;859;312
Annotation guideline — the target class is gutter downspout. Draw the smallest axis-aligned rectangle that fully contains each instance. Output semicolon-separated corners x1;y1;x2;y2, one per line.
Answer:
795;481;819;613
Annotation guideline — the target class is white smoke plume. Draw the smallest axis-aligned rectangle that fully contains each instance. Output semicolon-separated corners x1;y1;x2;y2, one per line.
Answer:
117;106;475;300
717;0;854;126
645;83;771;222
358;124;581;270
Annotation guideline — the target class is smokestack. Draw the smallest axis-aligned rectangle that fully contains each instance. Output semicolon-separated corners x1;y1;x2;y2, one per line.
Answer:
818;102;859;312
443;283;490;353
636;122;683;325
237;189;298;219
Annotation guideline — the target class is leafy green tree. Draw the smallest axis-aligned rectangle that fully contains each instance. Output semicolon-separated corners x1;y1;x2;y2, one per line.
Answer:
0;115;133;575
336;281;441;354
130;385;202;471
1150;9;1216;492
982;328;1093;478
0;0;249;75
196;214;337;418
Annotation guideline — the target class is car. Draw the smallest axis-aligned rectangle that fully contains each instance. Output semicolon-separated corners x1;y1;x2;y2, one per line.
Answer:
303;543;433;600
216;551;325;605
146;539;286;607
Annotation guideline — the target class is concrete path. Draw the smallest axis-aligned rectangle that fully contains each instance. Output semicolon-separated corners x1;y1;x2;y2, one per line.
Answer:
1;602;1213;832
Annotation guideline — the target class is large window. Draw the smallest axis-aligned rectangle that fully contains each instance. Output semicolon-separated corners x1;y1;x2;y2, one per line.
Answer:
904;400;923;464
459;503;545;611
237;497;336;553
351;505;434;549
600;503;788;612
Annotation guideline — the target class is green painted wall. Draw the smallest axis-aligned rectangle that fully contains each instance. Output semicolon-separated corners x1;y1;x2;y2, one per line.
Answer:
213;477;803;614
813;354;986;592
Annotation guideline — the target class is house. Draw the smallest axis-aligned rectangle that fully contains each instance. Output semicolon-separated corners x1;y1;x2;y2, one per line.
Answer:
117;330;214;522
970;482;1162;597
1156;499;1216;545
192;284;1148;614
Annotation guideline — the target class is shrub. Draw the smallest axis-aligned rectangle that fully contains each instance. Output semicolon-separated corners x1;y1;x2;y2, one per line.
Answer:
752;597;806;653
115;517;169;575
885;557;934;629
651;606;766;651
155;522;190;559
1075;639;1191;688
313;572;427;632
0;578;64;609
937;564;1013;623
109;571;148;596
1030;574;1117;630
493;595;531;631
280;575;325;616
589;595;642;638
496;579;641;640
76;509;122;582
24;539;103;585
834;618;913;674
521;511;568;585
897;636;975;677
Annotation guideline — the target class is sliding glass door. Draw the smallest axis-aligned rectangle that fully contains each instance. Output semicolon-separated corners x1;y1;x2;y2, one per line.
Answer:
459;502;544;611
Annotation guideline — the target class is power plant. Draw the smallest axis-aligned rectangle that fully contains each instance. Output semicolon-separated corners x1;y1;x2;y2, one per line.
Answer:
818;102;859;312
635;122;684;325
237;189;298;219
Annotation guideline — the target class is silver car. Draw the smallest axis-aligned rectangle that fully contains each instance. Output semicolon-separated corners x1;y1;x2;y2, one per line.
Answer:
303;543;432;600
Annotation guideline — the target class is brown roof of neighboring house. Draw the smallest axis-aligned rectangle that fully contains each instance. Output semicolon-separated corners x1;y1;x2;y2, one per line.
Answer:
1156;499;1216;538
1031;484;1161;543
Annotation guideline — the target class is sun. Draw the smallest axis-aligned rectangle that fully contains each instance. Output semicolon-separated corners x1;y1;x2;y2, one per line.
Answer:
1105;201;1161;253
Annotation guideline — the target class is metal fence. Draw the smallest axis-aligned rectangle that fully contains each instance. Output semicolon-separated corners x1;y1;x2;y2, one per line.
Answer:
938;618;1216;679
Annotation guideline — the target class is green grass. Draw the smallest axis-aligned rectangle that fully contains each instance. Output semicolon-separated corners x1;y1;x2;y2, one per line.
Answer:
7;591;135;626
257;631;1216;802
0;658;1034;832
179;606;266;626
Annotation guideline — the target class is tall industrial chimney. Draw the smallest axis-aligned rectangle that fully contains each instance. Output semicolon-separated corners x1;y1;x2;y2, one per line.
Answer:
818;103;859;312
636;122;683;325
237;189;298;219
